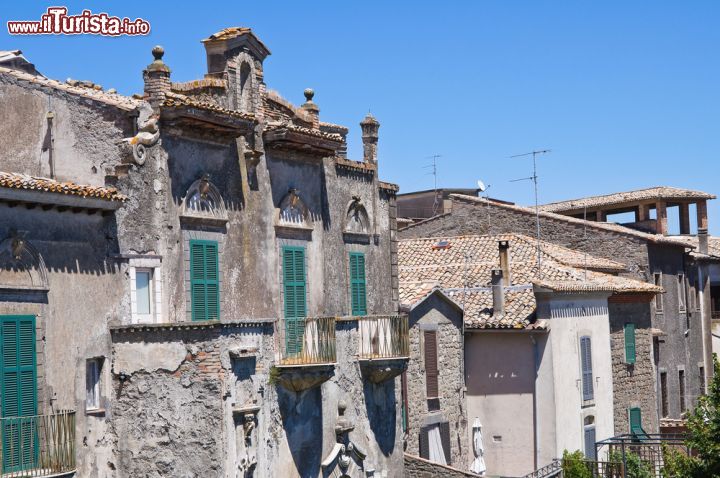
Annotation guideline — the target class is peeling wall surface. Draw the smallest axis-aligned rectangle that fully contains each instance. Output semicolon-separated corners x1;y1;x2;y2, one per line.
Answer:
0;29;403;478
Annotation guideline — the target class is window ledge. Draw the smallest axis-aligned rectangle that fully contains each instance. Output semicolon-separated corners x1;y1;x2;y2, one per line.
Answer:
180;213;228;227
85;408;106;417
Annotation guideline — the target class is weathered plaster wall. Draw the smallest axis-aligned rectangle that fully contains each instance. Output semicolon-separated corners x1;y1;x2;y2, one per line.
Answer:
404;453;479;478
109;321;403;478
0;75;132;185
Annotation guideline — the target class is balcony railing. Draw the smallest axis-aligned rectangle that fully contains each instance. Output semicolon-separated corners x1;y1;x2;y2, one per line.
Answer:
359;315;409;360
278;316;336;366
0;410;75;477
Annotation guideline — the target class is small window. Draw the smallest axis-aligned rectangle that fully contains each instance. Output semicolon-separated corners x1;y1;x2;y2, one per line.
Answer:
660;372;668;418
190;240;220;321
86;358;102;411
580;336;594;401
679;370;686;412
131;264;162;324
624;323;636;365
678;274;687;313
654;273;663;312
584;416;596;460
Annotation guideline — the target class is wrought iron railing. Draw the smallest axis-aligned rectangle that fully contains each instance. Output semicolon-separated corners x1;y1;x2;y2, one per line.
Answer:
358;315;409;359
278;316;336;366
0;410;76;477
523;458;562;478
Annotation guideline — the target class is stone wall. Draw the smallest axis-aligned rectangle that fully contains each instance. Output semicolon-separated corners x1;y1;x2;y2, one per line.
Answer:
404;454;479;478
608;297;659;435
406;293;467;468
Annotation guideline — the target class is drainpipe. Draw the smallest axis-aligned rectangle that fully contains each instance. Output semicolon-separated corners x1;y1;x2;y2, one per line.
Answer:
531;334;540;471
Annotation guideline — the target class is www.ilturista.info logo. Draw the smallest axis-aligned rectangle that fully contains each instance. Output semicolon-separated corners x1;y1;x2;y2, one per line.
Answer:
7;7;150;36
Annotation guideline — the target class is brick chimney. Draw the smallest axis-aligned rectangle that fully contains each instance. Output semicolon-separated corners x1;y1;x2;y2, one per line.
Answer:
143;45;171;110
360;113;379;165
301;88;320;129
491;269;505;317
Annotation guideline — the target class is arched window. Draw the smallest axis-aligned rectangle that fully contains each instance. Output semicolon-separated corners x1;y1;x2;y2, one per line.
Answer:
238;61;252;113
0;233;48;289
278;188;308;226
182;175;227;220
345;197;370;234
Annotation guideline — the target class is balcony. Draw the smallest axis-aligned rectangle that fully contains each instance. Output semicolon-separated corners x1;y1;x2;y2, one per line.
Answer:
0;410;76;477
358;315;410;383
275;316;336;392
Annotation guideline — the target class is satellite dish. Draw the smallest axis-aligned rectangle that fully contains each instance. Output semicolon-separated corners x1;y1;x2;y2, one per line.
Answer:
477;180;487;192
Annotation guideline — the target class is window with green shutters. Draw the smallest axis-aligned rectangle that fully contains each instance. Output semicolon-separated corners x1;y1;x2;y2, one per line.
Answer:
629;407;648;439
1;315;37;471
283;246;307;355
349;252;367;316
190;240;219;321
624;323;636;364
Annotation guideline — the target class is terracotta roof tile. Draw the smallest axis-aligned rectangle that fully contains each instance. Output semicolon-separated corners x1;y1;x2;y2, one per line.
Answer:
399;234;660;329
0;171;126;202
264;122;343;141
0;66;139;111
162;92;255;120
538;186;715;213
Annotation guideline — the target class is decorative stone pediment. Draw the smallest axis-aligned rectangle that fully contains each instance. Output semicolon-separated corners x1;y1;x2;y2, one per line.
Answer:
321;401;368;478
0;232;48;290
180;175;228;225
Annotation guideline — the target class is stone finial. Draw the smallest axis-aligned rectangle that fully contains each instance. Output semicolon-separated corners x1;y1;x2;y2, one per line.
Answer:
143;45;171;110
360;113;380;164
301;88;320;128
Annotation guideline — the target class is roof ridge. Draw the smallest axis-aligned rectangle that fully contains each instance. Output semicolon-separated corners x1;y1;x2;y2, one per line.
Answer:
449;193;694;248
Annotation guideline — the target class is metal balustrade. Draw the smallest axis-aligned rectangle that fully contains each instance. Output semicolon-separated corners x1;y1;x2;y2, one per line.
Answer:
278;316;336;366
358;315;410;360
0;410;76;477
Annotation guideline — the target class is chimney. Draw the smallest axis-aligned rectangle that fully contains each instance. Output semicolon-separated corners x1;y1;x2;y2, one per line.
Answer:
491;269;505;317
698;228;709;255
143;46;171;110
498;240;511;286
301;88;320;129
360;113;380;165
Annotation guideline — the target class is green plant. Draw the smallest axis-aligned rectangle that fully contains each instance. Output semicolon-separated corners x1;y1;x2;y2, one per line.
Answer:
661;354;720;478
268;365;280;386
608;450;653;478
561;450;592;478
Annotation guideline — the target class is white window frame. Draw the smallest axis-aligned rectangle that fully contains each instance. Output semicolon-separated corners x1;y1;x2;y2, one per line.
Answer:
129;258;162;324
86;358;102;411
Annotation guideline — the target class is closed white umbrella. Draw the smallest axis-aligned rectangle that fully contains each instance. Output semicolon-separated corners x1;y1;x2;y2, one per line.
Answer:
470;417;486;475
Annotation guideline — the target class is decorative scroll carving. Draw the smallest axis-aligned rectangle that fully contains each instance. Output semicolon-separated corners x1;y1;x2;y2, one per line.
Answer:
321;400;367;478
122;105;160;165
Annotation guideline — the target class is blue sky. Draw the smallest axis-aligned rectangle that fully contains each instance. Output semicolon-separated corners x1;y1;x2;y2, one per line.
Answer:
3;2;719;233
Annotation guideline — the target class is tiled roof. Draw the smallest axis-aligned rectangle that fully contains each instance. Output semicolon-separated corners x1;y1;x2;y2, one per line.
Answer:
334;157;376;173
538;186;715;213
162;92;255;120
0;65;139;111
264;122;344;141
379;181;400;193
670;235;720;260
0;171;126;202
399;234;660;329
171;78;228;93
444;194;695;248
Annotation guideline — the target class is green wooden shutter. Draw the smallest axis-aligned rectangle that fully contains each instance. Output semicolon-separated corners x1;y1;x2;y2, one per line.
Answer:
624;323;636;364
1;316;37;471
283;246;307;355
629;407;647;439
190;240;220;321
350;252;367;316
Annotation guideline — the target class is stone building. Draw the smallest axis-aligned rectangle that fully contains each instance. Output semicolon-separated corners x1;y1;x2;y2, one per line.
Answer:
0;27;407;478
399;234;660;477
399;189;716;434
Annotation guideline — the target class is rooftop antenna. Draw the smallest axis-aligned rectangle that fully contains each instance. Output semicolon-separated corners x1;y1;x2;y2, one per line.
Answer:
510;149;551;272
424;154;443;215
477;180;492;233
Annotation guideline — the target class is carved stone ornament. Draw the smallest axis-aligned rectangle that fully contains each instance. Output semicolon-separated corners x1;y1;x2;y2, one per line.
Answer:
122;104;160;165
321;400;367;478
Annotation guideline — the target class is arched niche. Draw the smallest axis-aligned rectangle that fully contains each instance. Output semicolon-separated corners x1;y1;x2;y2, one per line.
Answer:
344;197;370;235
277;188;309;227
181;175;228;224
0;233;48;290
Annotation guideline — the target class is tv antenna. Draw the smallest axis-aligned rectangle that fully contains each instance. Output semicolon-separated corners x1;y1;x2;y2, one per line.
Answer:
510;149;551;271
478;180;492;232
424;154;443;215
